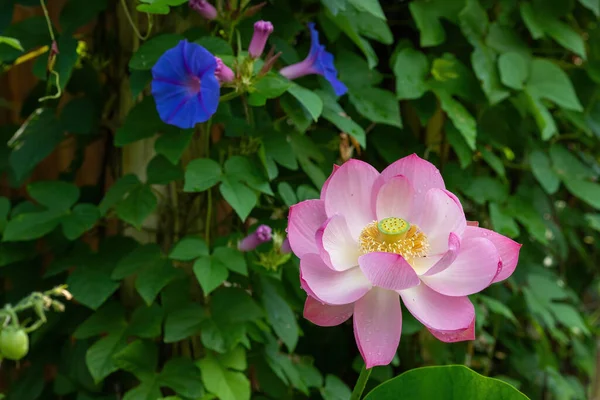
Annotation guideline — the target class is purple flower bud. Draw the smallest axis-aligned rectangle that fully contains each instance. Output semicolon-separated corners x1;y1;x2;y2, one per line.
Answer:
238;225;272;251
248;20;273;59
215;57;235;84
279;23;347;96
281;237;291;254
189;0;218;20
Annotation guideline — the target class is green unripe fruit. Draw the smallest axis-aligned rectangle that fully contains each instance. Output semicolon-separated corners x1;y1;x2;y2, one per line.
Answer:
0;327;29;360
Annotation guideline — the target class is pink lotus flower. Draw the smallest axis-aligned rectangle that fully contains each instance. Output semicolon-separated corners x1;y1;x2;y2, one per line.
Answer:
287;154;521;368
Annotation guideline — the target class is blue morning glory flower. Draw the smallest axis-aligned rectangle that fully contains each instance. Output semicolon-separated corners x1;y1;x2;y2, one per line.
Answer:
279;23;348;96
151;40;220;129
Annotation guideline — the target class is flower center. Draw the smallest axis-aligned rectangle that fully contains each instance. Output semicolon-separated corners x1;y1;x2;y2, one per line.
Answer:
189;76;201;93
358;217;429;261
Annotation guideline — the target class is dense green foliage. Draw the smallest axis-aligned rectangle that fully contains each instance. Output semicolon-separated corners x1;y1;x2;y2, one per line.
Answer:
0;0;599;399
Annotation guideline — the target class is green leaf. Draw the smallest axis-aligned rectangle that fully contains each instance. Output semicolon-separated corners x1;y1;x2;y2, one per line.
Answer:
68;261;120;310
530;150;560;194
498;52;529;90
155;129;194;164
112;243;162;279
520;2;545;39
130;69;152;98
60;97;98;135
122;381;162;400
201;318;247;354
198;355;251;400
321;375;352;400
393;48;429;100
458;0;488;41
550;144;595;180
446;122;472;168
297;362;324;388
280;94;312;132
135;259;180;305
348;0;385;19
159;358;205;398
524;91;557;140
2;209;65;242
194;36;233;56
127;304;164;339
169;236;209;261
115;184;157;228
247;92;267;107
219;177;258;221
277;182;298;207
74;302;127;339
99;174;141;215
211;288;264;323
363;365;528;399
194;255;228;295
86;329;127;383
164;303;206;343
146;155;184;185
129;34;184;70
479;295;518;325
338;50;383;90
437;92;476;150
408;0;465;47
9;109;64;183
540;17;586;59
525;59;583;111
349;12;392;45
488;24;529;55
470;45;510;105
264;344;309;394
217;346;247;371
579;0;600;15
506;196;548;243
480;147;506;178
350;87;402;128
113;340;158;380
322;108;366;148
564;179;600;209
489;202;520;238
0;36;23;51
326;10;378;68
184;158;223;192
262;131;298;170
114;96;164;146
224;156;273;195
550;303;590;336
61;204;101;240
287;85;323;121
289;133;327;188
261;279;299;352
27;180;79;211
321;0;347;15
462;177;508;205
585;213;600;231
213;246;247;276
254;74;292;99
